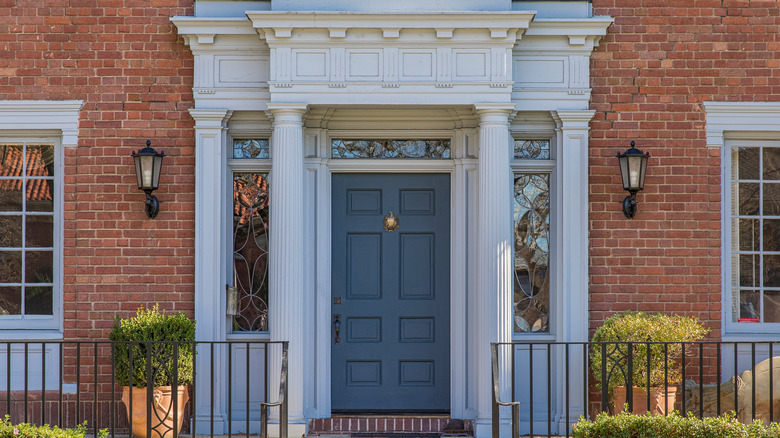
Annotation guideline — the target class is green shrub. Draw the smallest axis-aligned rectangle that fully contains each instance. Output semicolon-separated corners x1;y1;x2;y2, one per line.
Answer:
109;304;196;387
0;416;107;438
572;411;780;438
591;311;708;394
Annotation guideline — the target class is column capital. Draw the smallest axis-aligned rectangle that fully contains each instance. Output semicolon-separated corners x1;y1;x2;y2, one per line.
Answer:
474;103;516;126
267;103;309;123
189;108;232;128
551;109;596;130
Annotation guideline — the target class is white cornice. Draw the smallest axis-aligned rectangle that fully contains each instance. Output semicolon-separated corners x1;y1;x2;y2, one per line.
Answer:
0;100;83;147
525;17;613;46
704;102;780;148
171;17;256;46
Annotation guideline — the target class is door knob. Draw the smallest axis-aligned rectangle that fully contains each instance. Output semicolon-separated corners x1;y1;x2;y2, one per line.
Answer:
333;314;341;344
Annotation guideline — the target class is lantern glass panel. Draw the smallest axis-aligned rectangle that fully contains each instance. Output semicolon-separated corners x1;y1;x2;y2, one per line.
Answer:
618;156;630;191
628;155;643;190
139;154;155;189
151;154;163;189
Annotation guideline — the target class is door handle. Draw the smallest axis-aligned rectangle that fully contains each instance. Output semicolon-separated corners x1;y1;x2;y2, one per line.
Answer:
333;314;341;344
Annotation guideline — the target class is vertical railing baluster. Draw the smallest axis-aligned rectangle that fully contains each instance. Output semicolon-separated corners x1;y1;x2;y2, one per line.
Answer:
146;342;152;438
716;342;721;417
583;343;588;422
192;340;197;438
626;342;633;414
59;342;63;427
129;342;134;438
646;342;650;413
94;341;98;436
24;342;28;423
173;342;179;438
770;342;774;424
600;343;607;413
547;344;551;438
246;342;250;438
699;343;704;419
281;342;289;438
491;343;499;438
110;342;115;438
511;343;515;405
751;342;756;421
42;342;46;426
6;342;10;419
76;343;81;426
664;343;668;415
529;344;533;437
210;342;215;438
565;344;569;438
228;342;233;438
733;343;738;419
681;342;686;417
264;343;269;405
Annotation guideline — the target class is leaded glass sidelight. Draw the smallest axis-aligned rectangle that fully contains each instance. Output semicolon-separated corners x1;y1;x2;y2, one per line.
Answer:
514;140;550;160
513;173;550;333
331;139;451;159
232;173;270;331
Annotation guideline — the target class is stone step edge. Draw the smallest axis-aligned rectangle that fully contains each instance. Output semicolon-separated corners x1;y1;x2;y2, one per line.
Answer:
308;417;472;434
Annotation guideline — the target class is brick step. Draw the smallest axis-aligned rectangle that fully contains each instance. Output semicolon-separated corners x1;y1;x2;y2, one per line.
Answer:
307;416;472;437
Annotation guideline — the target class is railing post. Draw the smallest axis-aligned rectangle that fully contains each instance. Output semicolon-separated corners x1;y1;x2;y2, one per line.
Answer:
280;342;289;438
626;342;633;413
491;343;499;438
600;343;608;413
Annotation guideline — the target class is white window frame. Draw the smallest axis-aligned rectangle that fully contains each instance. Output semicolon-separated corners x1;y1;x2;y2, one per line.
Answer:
0;101;81;339
705;102;780;338
225;134;272;339
511;133;558;340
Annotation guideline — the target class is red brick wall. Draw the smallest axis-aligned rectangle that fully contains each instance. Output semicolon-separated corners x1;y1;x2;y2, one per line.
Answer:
589;0;780;337
0;0;196;340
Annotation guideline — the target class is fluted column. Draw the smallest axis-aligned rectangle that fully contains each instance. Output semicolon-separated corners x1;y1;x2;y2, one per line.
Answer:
267;103;307;436
473;103;515;438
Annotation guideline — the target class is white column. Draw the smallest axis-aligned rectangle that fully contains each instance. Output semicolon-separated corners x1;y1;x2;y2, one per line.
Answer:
267;103;308;437
473;103;515;438
551;109;595;432
189;108;232;433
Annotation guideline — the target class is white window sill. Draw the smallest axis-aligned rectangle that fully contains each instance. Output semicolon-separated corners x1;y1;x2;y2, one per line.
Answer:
0;330;64;341
721;333;780;343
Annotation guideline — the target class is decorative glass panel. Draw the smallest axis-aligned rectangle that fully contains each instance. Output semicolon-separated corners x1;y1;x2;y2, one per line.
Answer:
232;173;270;332
514;140;550;160
233;139;269;159
513;173;550;333
331;139;451;159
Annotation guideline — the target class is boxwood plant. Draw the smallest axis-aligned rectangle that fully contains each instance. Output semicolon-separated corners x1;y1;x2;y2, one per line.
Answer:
0;416;107;438
590;311;708;395
109;304;195;388
573;411;780;438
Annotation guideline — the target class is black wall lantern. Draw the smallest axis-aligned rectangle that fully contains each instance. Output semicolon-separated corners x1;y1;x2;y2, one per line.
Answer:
617;141;650;219
132;140;165;218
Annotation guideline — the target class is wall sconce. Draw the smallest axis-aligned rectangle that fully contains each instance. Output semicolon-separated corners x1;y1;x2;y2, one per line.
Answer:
617;141;650;219
131;140;165;218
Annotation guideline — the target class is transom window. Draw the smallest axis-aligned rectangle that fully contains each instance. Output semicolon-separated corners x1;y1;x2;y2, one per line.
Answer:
331;139;451;159
0;142;58;328
512;139;552;333
728;142;780;326
229;139;271;333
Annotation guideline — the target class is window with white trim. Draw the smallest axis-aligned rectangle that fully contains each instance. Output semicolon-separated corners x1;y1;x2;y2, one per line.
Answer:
229;138;271;333
512;139;553;333
726;139;780;330
0;139;62;330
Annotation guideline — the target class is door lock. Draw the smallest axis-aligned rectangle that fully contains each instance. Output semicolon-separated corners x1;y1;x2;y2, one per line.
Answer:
333;314;341;344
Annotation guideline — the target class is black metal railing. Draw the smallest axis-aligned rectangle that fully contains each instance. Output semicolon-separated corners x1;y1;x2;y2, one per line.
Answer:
491;341;779;438
0;340;288;438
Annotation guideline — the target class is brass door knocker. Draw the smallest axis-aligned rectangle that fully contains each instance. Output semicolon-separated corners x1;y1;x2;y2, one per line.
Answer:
383;211;399;232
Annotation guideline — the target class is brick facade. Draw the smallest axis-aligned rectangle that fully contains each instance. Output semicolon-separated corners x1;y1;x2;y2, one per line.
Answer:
589;0;780;337
0;0;196;339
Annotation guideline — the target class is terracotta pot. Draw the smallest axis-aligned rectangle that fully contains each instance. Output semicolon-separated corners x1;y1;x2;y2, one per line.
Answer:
613;385;677;415
122;386;189;438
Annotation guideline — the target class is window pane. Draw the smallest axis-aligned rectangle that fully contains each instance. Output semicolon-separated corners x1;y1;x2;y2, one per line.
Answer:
763;219;780;252
764;183;780;216
736;218;760;251
25;251;52;284
738;253;759;287
513;173;550;333
0;145;23;175
763;148;780;180
0;215;22;247
0;251;22;283
332;139;451;159
233;173;269;332
25;215;53;247
0;286;21;315
24;286;52;315
733;147;759;180
0;179;23;212
764;254;780;287
514;140;550;159
233;139;269;159
735;182;759;215
764;291;780;323
26;145;55;177
25;179;54;212
738;290;760;322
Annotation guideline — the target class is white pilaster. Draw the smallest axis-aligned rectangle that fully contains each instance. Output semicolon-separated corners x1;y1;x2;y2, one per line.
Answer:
267;103;308;437
190;108;232;433
473;103;516;438
551;109;594;432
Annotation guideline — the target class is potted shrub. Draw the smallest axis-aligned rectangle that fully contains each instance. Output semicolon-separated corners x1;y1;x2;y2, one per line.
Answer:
109;305;195;438
590;311;708;415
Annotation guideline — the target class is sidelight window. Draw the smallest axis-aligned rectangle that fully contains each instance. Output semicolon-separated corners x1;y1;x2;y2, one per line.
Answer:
229;139;271;332
512;140;552;333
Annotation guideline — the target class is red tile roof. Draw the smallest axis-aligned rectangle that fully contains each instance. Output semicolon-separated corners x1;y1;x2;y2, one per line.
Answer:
0;146;53;203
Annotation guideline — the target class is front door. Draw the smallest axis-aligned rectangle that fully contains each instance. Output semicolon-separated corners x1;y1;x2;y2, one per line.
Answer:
331;173;451;412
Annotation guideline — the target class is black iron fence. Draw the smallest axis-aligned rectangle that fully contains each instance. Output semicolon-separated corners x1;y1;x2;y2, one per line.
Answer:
492;341;780;438
1;340;288;438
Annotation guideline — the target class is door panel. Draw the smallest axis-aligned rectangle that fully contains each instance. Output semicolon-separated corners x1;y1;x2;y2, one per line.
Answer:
331;173;450;412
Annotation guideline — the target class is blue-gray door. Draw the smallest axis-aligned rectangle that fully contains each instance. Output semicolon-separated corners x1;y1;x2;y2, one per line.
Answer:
331;173;450;412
